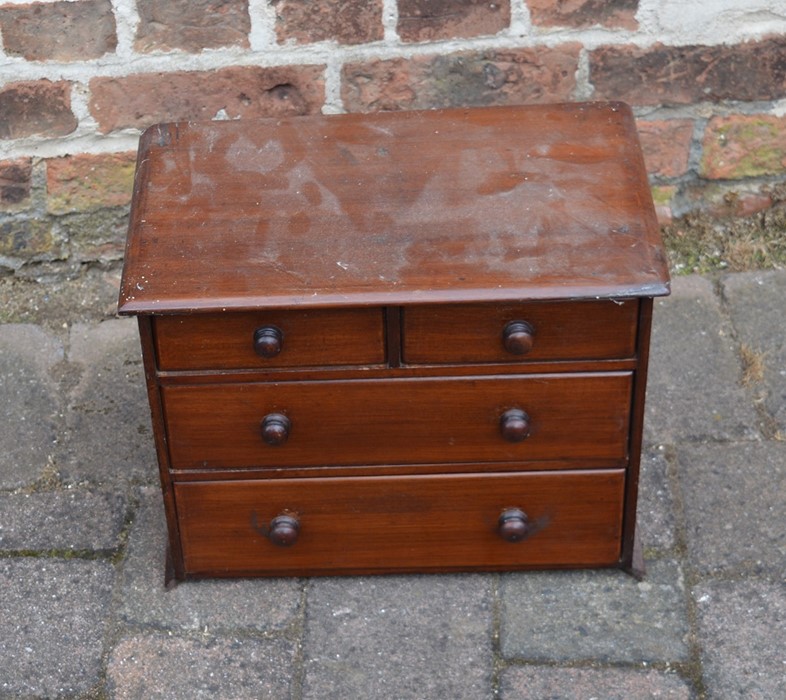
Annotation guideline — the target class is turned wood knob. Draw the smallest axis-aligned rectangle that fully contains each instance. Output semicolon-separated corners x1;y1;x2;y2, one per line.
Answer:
503;321;535;355
497;508;529;542
268;514;300;547
260;413;291;445
253;325;283;358
500;409;530;442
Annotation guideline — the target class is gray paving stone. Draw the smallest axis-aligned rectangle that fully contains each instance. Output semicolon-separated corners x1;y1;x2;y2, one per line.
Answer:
119;487;302;633
499;665;694;699
302;574;494;699
677;442;785;575
694;578;786;700
0;324;63;489
646;276;760;444
500;560;690;663
0;489;125;550
722;270;786;434
57;319;157;486
0;558;114;697
106;633;296;699
638;447;678;552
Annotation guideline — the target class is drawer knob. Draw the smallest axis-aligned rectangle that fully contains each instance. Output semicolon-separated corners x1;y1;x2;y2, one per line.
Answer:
254;325;283;358
503;321;535;355
498;508;529;542
268;514;300;547
260;413;291;445
500;408;530;442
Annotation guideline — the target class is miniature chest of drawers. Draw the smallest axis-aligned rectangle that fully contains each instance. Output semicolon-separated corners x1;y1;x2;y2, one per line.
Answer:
118;102;670;583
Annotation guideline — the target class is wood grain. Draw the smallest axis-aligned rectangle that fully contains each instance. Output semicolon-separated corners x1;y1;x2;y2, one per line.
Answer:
402;299;638;364
154;308;385;370
118;102;669;315
174;469;625;576
162;373;632;469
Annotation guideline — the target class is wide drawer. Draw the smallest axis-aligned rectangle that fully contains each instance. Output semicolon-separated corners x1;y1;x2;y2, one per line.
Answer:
154;308;386;371
402;300;638;364
162;373;631;469
174;469;625;576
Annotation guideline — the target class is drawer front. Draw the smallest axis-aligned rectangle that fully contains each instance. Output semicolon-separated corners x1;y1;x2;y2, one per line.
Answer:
174;470;625;576
402;300;638;364
162;373;631;469
154;308;385;371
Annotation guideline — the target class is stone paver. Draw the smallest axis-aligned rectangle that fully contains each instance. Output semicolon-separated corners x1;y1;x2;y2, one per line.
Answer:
119;488;302;633
499;666;694;699
0;489;125;550
57;319;157;486
638;447;678;552
677;442;785;575
694;578;786;700
679;441;786;573
722;270;786;433
106;633;296;699
646;276;761;444
500;560;690;663
302;574;494;699
0;324;63;489
0;558;114;697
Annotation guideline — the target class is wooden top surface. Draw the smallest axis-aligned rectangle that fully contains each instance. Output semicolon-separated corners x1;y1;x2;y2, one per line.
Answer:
118;102;670;314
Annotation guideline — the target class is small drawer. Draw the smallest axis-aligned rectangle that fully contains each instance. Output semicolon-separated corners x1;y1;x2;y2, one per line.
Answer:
174;469;625;576
162;373;631;469
154;308;385;371
402;300;638;364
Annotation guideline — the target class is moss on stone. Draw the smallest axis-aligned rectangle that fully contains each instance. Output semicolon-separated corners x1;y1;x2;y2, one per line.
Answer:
651;185;676;206
0;216;62;259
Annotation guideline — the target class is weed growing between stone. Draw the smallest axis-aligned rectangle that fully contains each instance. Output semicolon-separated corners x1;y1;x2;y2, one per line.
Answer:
663;204;786;274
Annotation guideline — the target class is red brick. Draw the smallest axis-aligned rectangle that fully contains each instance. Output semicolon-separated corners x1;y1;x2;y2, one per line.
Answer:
398;0;510;42
89;65;325;134
528;0;638;29
681;181;775;219
46;153;137;215
0;159;33;208
135;0;249;53
273;0;383;45
0;0;116;61
590;38;786;106
0;80;77;139
636;119;694;179
701;114;786;180
729;192;774;217
342;45;580;112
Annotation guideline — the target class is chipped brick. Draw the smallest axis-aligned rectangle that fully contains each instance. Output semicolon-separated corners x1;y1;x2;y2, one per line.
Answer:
89;65;325;133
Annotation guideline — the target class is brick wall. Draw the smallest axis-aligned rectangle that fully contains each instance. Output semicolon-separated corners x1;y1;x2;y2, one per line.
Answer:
2;0;786;277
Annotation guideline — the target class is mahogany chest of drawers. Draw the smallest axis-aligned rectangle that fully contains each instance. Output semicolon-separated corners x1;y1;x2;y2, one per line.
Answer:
118;102;670;583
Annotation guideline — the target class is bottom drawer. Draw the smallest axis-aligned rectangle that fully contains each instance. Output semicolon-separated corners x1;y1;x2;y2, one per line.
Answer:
174;470;624;577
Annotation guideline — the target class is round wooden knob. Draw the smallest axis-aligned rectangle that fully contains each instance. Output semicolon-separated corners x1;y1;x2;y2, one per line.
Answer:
254;326;283;358
498;508;529;542
500;409;530;442
503;321;535;355
268;514;300;546
260;413;291;445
